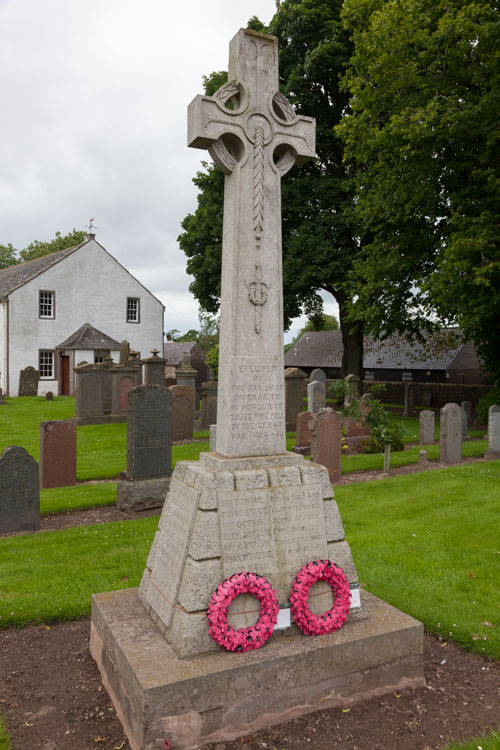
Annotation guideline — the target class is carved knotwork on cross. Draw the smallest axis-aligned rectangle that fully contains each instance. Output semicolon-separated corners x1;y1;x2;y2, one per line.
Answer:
187;28;315;335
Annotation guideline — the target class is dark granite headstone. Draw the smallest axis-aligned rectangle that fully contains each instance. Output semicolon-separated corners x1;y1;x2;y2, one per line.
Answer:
74;363;104;423
142;350;167;387
285;367;308;432
18;366;39;397
170;385;195;442
126;385;172;480
310;408;342;484
45;391;54;401
0;446;40;532
200;381;218;429
0;387;5;405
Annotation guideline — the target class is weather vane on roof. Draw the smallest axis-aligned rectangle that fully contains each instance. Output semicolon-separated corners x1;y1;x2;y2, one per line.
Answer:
86;218;97;236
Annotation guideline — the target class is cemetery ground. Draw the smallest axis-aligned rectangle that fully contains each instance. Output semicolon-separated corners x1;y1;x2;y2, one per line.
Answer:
0;398;499;749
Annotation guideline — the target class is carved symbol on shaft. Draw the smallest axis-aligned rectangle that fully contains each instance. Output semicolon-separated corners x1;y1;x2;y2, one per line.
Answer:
248;264;269;334
253;125;265;250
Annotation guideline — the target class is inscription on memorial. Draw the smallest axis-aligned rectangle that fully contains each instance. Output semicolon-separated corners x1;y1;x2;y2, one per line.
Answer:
219;484;327;601
228;364;285;444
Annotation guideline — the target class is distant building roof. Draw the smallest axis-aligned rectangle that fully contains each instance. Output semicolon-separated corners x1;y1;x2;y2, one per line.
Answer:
57;323;121;350
0;243;84;300
284;329;468;371
163;341;205;366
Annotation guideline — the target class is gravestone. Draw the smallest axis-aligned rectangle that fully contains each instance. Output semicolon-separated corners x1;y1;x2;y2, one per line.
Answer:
403;382;415;417
73;363;106;424
18;366;39;397
383;443;391;475
0;387;5;405
142;349;166;387
307;379;326;413
461;400;472;438
0;446;40;533
343;398;371;453
310;368;326;385
344;373;360;400
110;363;142;422
101;355;114;415
91;28;424;750
485;405;500;459
419;449;428;466
116;385;172;512
45;391;54;401
200;380;218;428
40;420;76;488
310;408;342;484
119;340;130;365
421;389;432;408
170;384;195;442
439;403;462;464
285;367;308;431
293;410;312;455
461;406;468;438
419;410;435;445
176;351;198;391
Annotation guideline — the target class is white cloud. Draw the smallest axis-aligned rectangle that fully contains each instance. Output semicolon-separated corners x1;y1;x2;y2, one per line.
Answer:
0;0;328;337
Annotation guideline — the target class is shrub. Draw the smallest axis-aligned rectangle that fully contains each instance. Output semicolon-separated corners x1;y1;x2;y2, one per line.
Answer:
477;386;500;424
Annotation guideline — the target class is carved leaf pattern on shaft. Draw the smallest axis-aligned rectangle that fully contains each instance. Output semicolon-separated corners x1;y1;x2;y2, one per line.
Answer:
253;125;265;250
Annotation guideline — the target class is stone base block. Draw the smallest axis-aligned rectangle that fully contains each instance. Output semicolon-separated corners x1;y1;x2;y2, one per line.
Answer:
484;449;500;460
73;415;113;426
292;445;310;456
116;477;171;512
90;588;424;750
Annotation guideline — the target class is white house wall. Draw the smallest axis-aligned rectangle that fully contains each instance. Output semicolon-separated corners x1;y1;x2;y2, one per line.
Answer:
7;240;164;395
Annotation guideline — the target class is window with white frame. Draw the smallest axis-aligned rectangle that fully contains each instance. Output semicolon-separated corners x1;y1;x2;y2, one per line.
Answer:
127;297;140;323
39;291;55;319
39;350;55;379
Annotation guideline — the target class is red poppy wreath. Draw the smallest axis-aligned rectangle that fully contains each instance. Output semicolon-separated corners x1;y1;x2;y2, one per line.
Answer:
207;572;279;652
290;560;351;636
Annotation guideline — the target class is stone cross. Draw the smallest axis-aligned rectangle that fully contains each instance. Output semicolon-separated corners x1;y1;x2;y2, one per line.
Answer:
188;28;315;457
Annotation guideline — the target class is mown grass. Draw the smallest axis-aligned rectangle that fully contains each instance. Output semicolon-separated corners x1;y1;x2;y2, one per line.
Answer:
441;728;500;749
335;461;500;659
0;716;9;750
0;396;74;461
40;483;117;515
0;517;158;626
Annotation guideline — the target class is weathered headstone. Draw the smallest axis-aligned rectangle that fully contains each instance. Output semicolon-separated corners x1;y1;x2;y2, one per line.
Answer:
419;449;428;466
200;380;218;428
119;340;130;365
91;28;424;750
74;363;105;424
485;405;500;459
45;391;54;401
176;351;198;391
110;363;142;422
310;408;342;484
344;373;360;401
0;387;6;405
439;402;462;464
18;366;39;397
461;400;472;425
142;349;166;387
285;367;308;431
40;420;76;488
0;446;40;533
419;410;435;445
170;385;195;442
307;379;326;414
101;355;114;415
116;385;172;512
310;368;326;385
403;382;415;417
293;410;312;455
383;442;391;475
461;405;468;438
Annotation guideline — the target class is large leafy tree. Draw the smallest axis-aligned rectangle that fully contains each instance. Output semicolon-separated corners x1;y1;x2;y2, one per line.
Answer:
179;3;366;379
339;0;499;378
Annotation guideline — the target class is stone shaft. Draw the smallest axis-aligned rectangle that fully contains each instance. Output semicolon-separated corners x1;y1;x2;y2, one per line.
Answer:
188;29;315;457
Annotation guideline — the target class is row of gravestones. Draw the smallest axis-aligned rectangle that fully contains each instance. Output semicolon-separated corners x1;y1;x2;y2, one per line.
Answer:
0;384;199;533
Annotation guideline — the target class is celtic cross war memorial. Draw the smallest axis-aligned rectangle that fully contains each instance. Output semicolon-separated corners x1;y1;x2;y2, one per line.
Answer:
91;29;424;750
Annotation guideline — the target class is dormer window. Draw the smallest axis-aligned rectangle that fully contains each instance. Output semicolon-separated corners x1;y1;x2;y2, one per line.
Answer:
127;297;140;323
39;291;55;319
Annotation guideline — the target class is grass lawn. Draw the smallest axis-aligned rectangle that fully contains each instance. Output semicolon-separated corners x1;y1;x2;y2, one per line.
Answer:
40;483;117;515
335;461;500;659
0;397;74;460
0;717;9;750
442;729;500;749
0;516;158;626
2;462;499;661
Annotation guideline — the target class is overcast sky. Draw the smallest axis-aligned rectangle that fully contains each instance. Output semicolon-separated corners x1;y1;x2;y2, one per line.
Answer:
0;0;338;341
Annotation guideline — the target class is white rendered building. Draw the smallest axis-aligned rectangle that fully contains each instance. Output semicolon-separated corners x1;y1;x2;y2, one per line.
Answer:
0;233;164;396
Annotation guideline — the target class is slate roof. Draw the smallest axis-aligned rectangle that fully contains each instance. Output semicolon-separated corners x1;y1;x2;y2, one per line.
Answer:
0;243;85;300
163;341;205;365
284;329;466;371
57;323;121;350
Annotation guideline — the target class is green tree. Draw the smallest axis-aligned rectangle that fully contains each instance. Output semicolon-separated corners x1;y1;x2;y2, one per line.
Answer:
0;243;19;269
339;0;499;378
19;229;87;262
179;1;367;379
